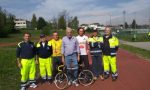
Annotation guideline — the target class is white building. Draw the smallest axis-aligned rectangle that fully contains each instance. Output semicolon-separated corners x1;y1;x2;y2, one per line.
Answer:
14;19;31;29
80;23;106;31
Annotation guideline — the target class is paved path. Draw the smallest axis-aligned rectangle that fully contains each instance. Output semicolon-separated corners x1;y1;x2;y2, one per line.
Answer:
28;49;150;90
120;40;150;50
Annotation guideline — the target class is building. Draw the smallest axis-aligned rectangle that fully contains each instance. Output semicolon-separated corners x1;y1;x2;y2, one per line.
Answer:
80;23;106;31
14;19;31;29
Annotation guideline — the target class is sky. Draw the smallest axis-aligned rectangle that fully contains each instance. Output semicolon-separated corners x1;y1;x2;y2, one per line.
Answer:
0;0;150;25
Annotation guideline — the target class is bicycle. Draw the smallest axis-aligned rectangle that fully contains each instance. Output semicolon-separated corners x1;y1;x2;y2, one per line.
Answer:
54;64;94;89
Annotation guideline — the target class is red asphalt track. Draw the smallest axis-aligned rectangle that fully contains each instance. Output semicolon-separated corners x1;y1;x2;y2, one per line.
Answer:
28;49;150;90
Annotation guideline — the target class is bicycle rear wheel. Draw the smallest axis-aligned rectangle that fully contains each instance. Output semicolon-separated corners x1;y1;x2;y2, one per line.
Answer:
78;70;94;86
54;72;68;89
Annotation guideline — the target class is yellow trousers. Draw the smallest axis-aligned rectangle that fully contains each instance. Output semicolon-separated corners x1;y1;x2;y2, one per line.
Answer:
39;57;53;79
103;55;117;74
21;58;36;83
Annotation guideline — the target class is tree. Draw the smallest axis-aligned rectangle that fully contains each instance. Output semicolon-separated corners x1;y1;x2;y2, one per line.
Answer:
71;16;79;30
42;24;52;35
31;14;37;30
37;17;47;30
58;15;66;30
125;22;128;29
67;16;79;30
51;17;58;30
131;19;137;29
0;7;15;37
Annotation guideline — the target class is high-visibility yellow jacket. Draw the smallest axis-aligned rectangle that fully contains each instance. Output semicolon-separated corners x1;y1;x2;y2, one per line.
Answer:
36;41;52;58
88;36;103;55
49;39;62;57
101;35;119;56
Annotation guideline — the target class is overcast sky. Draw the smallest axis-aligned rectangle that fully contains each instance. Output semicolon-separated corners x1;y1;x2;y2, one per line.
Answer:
0;0;150;25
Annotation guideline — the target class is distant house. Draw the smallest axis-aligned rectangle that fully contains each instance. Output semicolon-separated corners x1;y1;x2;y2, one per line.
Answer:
80;23;106;31
14;19;31;29
80;24;89;30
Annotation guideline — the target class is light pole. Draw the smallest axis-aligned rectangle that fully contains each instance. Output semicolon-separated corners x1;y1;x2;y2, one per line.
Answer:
123;10;126;29
134;12;137;29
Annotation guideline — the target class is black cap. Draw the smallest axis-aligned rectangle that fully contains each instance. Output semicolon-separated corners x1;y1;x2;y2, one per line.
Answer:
40;34;46;38
93;29;98;32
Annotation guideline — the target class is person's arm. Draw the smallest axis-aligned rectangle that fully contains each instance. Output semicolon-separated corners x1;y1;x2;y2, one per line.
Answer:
36;55;39;64
35;42;40;64
16;44;22;68
75;38;80;62
86;36;90;54
115;37;119;51
61;38;65;64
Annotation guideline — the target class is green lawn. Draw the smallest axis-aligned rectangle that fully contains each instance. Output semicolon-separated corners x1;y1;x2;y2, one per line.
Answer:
0;30;41;43
117;33;150;42
0;30;78;43
120;44;150;60
0;46;20;90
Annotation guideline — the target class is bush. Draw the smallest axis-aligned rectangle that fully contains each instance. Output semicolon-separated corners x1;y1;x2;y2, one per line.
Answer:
41;25;52;35
0;26;10;37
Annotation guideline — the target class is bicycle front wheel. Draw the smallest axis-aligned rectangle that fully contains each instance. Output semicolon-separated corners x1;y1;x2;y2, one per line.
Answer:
54;72;68;89
78;70;94;86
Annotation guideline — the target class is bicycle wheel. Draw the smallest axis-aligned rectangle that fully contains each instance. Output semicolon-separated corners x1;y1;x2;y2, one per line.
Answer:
54;72;68;89
78;70;94;86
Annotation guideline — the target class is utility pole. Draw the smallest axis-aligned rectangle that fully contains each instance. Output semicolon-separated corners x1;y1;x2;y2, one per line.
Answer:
109;14;112;26
123;10;126;29
134;12;137;29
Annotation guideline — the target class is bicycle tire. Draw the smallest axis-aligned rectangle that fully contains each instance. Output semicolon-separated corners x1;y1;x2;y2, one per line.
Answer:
54;72;68;89
78;70;94;86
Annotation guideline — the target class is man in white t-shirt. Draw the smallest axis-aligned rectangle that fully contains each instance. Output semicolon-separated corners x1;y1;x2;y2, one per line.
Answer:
76;27;89;69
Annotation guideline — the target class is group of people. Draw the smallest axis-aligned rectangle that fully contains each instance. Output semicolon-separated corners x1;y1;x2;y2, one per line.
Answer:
16;27;119;90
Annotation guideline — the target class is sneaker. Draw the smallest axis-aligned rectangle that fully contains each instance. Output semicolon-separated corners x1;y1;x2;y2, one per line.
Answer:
68;81;72;86
112;73;118;81
20;87;26;90
99;75;104;81
93;77;98;80
72;81;79;87
104;74;109;79
112;76;118;81
30;83;37;88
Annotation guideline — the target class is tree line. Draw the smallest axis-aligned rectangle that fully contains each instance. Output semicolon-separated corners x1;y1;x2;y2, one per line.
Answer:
0;7;79;37
0;7;16;37
31;10;79;35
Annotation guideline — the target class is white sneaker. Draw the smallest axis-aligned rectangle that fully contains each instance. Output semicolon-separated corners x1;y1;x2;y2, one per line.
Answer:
72;81;79;87
30;83;37;88
68;81;72;86
20;87;26;90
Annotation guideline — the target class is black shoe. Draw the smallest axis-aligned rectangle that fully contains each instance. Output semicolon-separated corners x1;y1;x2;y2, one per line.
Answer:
104;74;109;79
112;76;118;81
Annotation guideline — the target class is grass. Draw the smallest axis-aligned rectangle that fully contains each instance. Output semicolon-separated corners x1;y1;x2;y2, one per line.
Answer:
0;46;20;90
0;29;78;43
0;30;41;43
117;33;150;42
120;44;150;60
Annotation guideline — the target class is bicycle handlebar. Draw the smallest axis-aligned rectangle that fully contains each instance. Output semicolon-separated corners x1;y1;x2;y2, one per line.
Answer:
57;65;65;72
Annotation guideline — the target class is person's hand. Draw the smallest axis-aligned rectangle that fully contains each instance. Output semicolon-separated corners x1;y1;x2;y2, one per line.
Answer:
87;49;90;54
18;62;22;69
78;55;80;62
36;59;39;64
62;57;65;64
